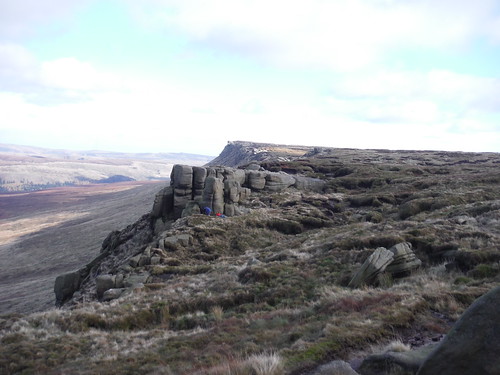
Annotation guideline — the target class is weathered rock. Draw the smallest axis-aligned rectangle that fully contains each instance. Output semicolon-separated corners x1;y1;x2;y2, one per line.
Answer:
312;360;359;375
239;187;251;202
102;288;125;302
96;274;116;299
163;234;192;250
54;271;81;306
386;242;422;276
201;176;224;213
171;164;193;189
417;286;500;375
123;272;150;288
181;201;201;217
115;273;124;288
129;254;142;268
294;175;326;192
358;344;437;375
224;203;236;217
151;186;174;219
265;172;296;192
246;171;267;190
348;247;394;288
192;166;207;198
224;179;241;203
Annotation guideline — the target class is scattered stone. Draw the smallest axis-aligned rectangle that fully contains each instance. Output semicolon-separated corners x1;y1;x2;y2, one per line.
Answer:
123;272;151;288
358;344;438;375
181;201;201;217
129;254;142;268
417;286;500;375
96;274;116;299
102;288;125;302
163;234;192;249
348;247;394;288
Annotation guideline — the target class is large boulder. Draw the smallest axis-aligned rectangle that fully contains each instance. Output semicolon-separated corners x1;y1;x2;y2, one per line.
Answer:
54;271;81;306
348;247;394;288
294;175;326;192
96;274;116;299
265;172;296;192
417;286;500;375
246;171;267;190
171;164;193;189
386;242;422;276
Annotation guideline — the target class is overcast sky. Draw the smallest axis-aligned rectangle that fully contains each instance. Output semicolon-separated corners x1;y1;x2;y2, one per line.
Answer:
1;0;499;155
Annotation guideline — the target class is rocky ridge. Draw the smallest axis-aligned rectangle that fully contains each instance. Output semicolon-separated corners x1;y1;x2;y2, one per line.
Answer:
2;141;499;375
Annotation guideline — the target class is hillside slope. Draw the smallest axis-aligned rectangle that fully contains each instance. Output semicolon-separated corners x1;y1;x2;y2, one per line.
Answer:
1;142;499;375
0;181;166;315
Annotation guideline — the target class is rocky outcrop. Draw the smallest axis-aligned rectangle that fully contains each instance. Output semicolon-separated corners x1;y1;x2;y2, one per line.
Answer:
348;242;422;288
417;285;500;375
151;164;325;221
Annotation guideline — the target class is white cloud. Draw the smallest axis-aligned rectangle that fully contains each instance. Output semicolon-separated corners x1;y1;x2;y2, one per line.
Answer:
128;0;500;71
0;0;95;39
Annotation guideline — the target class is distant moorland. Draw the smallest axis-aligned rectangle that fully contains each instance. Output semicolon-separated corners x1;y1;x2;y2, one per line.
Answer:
0;143;213;192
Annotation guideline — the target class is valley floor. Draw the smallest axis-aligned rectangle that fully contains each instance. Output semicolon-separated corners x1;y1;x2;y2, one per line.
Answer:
0;181;166;315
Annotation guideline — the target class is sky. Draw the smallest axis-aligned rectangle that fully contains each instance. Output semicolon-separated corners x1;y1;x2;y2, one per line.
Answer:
1;0;500;156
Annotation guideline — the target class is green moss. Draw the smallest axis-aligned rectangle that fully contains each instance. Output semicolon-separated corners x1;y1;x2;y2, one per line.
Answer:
267;219;303;234
468;263;499;279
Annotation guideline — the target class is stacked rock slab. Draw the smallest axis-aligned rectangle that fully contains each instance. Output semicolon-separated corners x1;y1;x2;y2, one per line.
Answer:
385;242;422;276
151;164;326;220
348;242;422;288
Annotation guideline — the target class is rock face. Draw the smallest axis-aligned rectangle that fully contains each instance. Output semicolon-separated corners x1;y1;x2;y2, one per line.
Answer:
152;164;326;220
54;270;81;306
417;285;500;375
348;242;421;288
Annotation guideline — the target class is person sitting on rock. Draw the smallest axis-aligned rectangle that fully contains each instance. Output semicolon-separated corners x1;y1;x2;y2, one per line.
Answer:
216;212;226;218
203;207;212;216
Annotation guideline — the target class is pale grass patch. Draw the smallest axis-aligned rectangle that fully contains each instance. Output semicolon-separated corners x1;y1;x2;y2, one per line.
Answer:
192;352;283;375
382;339;411;353
211;305;224;321
246;352;284;375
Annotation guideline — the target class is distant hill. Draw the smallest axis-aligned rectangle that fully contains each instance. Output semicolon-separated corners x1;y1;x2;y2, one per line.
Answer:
206;140;315;167
0;143;214;192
